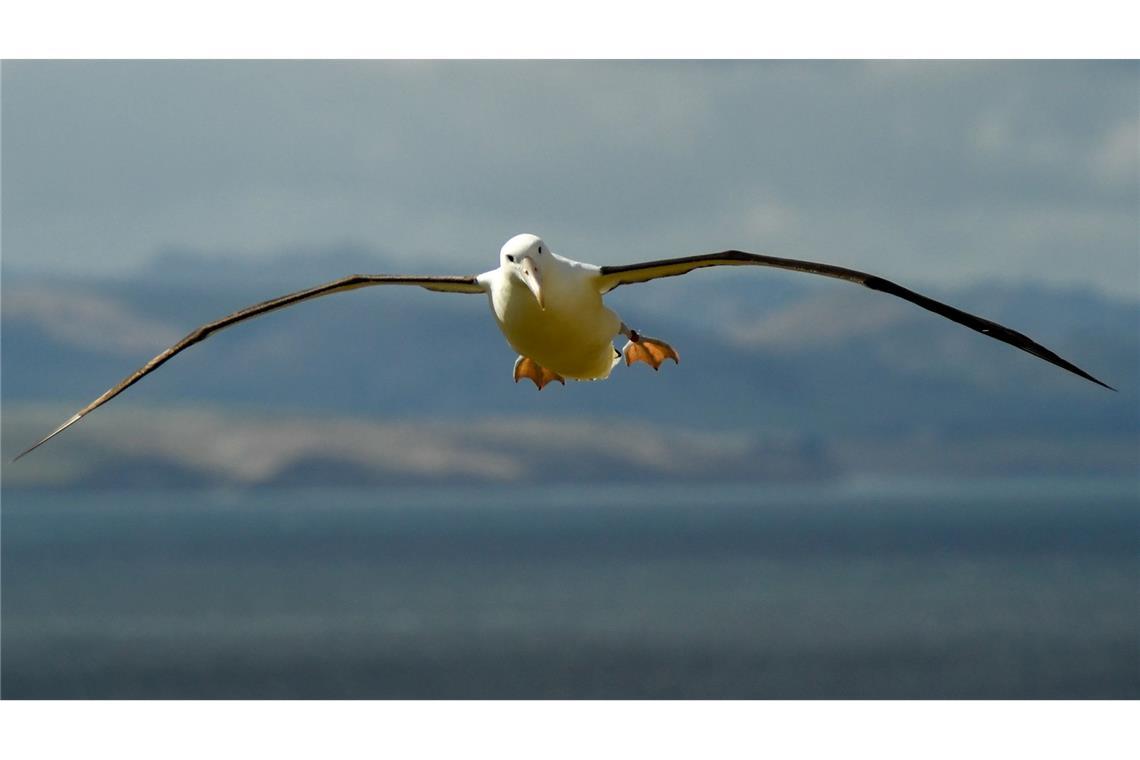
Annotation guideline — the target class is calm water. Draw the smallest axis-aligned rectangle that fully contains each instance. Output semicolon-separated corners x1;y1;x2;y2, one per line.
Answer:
2;479;1137;698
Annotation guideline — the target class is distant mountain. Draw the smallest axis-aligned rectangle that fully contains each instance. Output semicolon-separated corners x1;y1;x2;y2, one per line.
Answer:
3;249;1137;488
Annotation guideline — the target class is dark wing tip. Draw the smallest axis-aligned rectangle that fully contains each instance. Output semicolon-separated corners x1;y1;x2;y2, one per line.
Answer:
861;275;1115;392
11;447;38;463
1012;334;1115;391
1085;374;1116;392
1064;369;1116;391
10;413;83;463
13;441;47;463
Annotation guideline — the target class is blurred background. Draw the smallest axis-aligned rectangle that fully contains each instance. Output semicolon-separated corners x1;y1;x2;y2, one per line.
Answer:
2;60;1137;698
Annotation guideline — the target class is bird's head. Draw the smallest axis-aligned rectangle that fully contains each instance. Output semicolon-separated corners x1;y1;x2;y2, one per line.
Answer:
500;233;547;309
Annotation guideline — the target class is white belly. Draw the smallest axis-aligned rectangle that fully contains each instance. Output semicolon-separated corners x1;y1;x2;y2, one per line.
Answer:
489;275;621;380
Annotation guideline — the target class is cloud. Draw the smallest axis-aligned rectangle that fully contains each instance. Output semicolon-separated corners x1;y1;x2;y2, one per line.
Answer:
728;291;909;350
2;61;1136;297
1;287;181;355
1092;117;1140;188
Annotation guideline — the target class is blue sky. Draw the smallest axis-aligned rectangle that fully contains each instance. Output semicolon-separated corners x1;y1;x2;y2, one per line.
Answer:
3;60;1137;297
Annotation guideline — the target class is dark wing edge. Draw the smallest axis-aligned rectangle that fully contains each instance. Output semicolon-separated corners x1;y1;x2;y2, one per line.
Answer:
596;251;1115;391
12;274;485;461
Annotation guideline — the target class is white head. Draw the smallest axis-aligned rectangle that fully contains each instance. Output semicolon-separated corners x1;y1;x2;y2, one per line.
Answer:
499;233;548;309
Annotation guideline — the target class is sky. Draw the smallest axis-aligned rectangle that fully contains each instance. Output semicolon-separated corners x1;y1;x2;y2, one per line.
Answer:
2;60;1138;297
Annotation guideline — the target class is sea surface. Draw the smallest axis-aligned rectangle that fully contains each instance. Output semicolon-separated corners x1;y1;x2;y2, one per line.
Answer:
2;478;1137;699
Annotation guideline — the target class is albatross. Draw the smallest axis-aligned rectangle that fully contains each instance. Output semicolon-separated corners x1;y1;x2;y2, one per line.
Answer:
13;233;1112;460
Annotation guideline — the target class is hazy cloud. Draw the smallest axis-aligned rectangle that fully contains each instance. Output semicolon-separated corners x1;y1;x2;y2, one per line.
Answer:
1;286;182;354
728;291;909;350
3;61;1137;296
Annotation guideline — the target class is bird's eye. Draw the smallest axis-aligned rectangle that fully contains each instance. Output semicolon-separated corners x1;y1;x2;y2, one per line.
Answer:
537;247;543;254
506;255;515;263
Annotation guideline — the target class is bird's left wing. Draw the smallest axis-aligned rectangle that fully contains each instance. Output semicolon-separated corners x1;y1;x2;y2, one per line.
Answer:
13;274;486;461
595;250;1113;390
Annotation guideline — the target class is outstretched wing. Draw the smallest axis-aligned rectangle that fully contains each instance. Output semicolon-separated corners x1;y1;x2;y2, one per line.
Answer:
596;251;1113;390
13;274;486;460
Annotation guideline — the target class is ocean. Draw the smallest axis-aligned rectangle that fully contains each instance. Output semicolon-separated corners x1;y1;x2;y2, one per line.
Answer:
2;478;1137;698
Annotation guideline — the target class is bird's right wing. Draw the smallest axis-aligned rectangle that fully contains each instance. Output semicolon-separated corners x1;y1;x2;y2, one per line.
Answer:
13;274;486;461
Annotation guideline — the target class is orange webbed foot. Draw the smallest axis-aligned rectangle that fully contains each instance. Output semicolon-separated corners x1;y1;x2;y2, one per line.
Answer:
622;335;680;371
513;356;566;390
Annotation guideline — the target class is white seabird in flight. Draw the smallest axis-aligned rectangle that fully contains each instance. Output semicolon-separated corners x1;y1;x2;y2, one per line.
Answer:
13;233;1112;460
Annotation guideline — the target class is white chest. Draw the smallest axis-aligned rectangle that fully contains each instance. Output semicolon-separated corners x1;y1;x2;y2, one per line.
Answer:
487;268;621;379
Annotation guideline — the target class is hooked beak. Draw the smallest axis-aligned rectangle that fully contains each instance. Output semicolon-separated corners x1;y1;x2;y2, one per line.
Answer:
519;255;544;309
